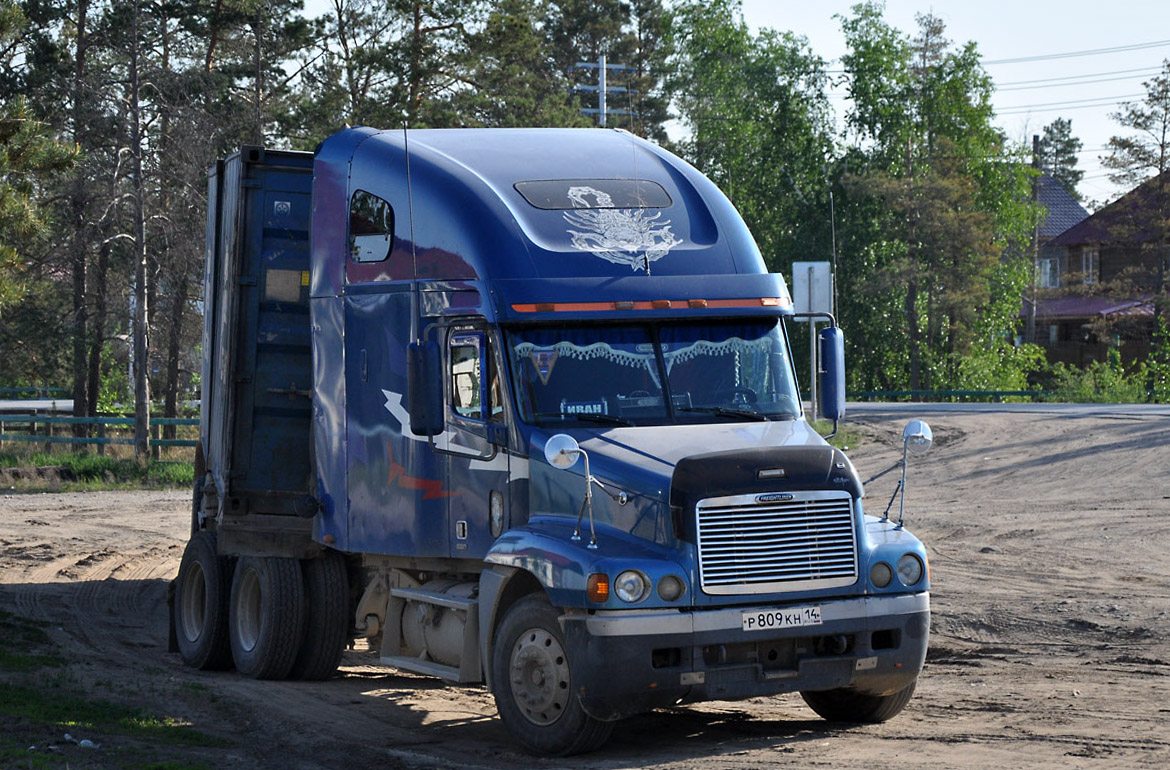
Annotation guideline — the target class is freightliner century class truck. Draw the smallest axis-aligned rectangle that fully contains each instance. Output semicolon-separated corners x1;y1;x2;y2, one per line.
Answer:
171;126;933;756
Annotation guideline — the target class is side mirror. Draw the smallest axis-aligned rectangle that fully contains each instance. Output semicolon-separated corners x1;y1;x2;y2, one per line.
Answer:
819;326;846;421
544;433;581;469
406;340;443;437
543;434;599;548
892;419;932;528
902;420;933;456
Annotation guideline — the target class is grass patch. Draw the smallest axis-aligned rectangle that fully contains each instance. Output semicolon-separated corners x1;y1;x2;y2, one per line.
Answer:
0;611;64;672
0;683;231;749
0;450;192;491
811;419;863;451
0;609;229;770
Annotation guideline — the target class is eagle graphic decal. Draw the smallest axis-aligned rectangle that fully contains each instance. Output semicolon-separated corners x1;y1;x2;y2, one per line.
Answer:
562;185;680;273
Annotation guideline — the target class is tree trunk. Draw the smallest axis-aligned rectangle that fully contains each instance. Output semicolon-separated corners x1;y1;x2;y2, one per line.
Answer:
163;272;188;439
86;239;111;417
70;0;91;432
130;0;151;465
906;278;921;392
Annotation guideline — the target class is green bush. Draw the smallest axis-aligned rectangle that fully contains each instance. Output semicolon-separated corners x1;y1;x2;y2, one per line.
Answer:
1042;348;1149;403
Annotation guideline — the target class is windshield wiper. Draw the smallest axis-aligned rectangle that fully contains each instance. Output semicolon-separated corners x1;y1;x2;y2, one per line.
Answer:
573;413;632;426
680;406;771;422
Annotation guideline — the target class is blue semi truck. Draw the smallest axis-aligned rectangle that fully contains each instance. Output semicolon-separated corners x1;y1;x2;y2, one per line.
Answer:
172;127;932;756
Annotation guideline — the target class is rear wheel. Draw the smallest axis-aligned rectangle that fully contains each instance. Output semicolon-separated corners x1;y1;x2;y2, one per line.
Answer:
491;595;613;756
800;680;917;723
288;550;349;680
173;531;233;670
229;555;304;679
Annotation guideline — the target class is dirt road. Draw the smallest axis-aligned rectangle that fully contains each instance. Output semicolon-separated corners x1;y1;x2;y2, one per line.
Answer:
2;411;1169;769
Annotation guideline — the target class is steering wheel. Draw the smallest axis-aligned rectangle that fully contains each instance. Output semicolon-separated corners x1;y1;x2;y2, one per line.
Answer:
716;387;758;405
627;390;651;398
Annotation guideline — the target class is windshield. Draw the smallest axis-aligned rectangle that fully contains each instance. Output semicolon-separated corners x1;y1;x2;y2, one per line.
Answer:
507;320;801;426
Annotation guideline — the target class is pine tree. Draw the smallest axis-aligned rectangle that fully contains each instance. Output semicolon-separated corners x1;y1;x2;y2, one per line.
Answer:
1037;117;1083;199
0;1;77;318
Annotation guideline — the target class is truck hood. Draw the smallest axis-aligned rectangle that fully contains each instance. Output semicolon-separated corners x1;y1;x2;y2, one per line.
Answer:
533;418;828;506
580;418;825;476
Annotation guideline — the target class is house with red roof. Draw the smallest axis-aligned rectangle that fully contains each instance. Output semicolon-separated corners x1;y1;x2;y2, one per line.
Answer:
1029;171;1169;366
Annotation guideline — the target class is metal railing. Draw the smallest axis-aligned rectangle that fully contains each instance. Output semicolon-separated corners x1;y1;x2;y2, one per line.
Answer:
0;386;70;398
0;414;199;450
847;389;1045;402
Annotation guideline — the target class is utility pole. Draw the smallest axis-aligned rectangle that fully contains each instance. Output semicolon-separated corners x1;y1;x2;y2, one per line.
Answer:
1026;134;1040;345
570;55;636;127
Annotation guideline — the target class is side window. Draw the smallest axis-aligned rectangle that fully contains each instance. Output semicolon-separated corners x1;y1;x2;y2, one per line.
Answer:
450;331;503;422
350;190;393;263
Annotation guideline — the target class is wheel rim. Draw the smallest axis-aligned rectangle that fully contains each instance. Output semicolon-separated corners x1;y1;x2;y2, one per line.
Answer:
234;566;263;652
179;561;207;643
508;627;571;726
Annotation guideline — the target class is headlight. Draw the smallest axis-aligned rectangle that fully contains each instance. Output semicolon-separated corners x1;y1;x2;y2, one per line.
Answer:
614;570;649;603
870;561;893;588
897;554;924;586
657;575;686;602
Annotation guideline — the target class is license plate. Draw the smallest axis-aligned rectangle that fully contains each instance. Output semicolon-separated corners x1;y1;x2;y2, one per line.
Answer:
741;606;823;632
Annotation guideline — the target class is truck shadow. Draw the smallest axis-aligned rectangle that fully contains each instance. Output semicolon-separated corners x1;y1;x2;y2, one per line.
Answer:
0;578;883;767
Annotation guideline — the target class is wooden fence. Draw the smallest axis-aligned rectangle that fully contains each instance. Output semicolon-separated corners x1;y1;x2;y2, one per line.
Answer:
0;414;199;455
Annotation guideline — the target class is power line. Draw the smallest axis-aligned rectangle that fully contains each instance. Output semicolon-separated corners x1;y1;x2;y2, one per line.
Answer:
997;94;1143;116
995;66;1162;88
998;73;1160;92
983;40;1170;65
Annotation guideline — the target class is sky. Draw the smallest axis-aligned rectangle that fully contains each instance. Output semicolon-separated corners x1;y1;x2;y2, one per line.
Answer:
739;0;1170;206
298;0;1170;206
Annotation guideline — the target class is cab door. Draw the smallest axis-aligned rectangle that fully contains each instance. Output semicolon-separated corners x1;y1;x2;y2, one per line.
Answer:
445;328;510;559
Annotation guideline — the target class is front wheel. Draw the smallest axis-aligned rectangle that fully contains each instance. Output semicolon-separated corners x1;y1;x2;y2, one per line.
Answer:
491;595;613;756
800;680;917;723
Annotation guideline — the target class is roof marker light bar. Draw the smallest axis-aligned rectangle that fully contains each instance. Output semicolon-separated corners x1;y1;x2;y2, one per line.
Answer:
511;297;792;313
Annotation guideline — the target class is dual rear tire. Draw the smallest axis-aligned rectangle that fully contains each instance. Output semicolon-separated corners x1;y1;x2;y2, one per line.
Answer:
173;535;348;681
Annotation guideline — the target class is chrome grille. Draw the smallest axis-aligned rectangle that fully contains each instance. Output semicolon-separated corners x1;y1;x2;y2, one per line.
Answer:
696;490;858;595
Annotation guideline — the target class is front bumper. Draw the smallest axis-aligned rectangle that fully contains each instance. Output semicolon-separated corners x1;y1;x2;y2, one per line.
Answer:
563;592;929;721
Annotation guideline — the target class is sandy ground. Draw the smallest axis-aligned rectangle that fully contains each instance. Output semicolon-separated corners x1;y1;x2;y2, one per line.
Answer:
2;410;1169;769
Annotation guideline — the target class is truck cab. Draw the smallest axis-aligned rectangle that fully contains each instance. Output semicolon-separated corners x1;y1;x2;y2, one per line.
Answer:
177;127;930;756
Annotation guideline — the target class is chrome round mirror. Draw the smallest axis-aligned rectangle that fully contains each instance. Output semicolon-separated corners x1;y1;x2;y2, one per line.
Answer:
544;434;581;469
902;420;933;456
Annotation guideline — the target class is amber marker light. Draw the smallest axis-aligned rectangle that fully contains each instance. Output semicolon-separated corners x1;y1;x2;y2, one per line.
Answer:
587;573;610;602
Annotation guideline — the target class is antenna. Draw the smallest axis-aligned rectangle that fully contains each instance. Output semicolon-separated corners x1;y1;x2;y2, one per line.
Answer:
629;133;651;276
403;117;420;344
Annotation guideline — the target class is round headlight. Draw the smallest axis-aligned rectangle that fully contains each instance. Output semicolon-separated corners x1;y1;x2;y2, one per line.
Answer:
657;575;686;602
897;554;924;586
870;561;893;588
614;570;649;603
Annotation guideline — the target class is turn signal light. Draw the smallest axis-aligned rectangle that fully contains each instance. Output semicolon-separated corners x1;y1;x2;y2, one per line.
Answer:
587;573;610;602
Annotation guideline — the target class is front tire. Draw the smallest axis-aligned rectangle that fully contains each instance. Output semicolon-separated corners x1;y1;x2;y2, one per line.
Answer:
491;595;613;756
229;555;304;679
800;680;917;723
173;531;233;670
